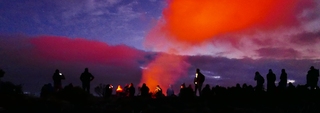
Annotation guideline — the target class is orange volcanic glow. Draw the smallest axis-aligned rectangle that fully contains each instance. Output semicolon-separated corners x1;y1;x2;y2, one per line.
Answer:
139;53;189;94
155;0;299;44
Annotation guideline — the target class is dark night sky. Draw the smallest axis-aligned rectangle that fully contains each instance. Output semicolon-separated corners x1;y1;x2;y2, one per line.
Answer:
0;0;320;95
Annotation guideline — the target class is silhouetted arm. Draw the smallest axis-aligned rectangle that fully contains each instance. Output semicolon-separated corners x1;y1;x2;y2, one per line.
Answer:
0;69;5;78
61;74;65;80
90;74;94;81
80;74;84;81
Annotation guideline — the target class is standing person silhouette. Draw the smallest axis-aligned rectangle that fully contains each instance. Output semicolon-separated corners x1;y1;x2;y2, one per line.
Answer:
80;68;94;93
306;66;319;90
254;71;264;91
140;83;150;97
52;69;65;92
278;69;287;89
266;69;276;92
194;68;205;96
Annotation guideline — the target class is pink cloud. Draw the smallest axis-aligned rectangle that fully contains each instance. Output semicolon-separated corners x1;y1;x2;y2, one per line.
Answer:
29;36;146;67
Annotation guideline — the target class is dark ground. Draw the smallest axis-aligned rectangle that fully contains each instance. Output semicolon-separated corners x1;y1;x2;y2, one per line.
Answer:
1;91;320;113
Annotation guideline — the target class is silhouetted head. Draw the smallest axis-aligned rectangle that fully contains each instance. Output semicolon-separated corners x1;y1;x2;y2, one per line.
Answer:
236;83;240;88
196;68;200;73
310;66;315;70
142;83;146;87
282;69;286;73
180;83;186;88
255;71;260;75
55;69;59;73
269;69;273;73
129;83;134;87
205;84;210;88
85;68;89;72
242;83;248;88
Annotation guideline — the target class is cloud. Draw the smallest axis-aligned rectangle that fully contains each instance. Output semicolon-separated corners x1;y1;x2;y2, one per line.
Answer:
255;48;301;59
29;35;145;67
143;0;319;60
291;31;320;45
146;0;310;46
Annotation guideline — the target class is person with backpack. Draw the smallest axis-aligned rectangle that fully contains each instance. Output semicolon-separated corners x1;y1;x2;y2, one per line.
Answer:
194;68;205;96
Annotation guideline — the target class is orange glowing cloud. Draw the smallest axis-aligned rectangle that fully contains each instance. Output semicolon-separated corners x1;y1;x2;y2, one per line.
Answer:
139;53;190;94
153;0;299;45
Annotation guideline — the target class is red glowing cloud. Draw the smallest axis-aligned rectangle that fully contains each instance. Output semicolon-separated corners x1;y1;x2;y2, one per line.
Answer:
29;36;145;66
151;0;300;45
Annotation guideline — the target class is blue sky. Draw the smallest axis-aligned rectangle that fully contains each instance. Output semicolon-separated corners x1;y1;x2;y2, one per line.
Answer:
0;0;165;49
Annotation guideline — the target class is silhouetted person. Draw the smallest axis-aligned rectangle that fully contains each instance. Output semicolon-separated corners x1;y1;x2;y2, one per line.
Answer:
287;82;295;91
194;68;205;96
0;69;4;78
154;85;163;98
104;84;113;98
80;68;94;93
64;83;74;90
40;83;53;98
278;69;287;89
52;69;65;92
254;71;264;91
128;83;135;97
267;69;276;92
201;84;211;98
140;83;150;97
166;85;175;97
179;83;187;97
306;66;319;90
124;84;129;96
187;84;194;97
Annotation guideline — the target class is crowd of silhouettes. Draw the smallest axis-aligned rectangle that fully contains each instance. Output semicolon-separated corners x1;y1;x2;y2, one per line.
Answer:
1;66;319;100
96;67;320;100
1;66;320;112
